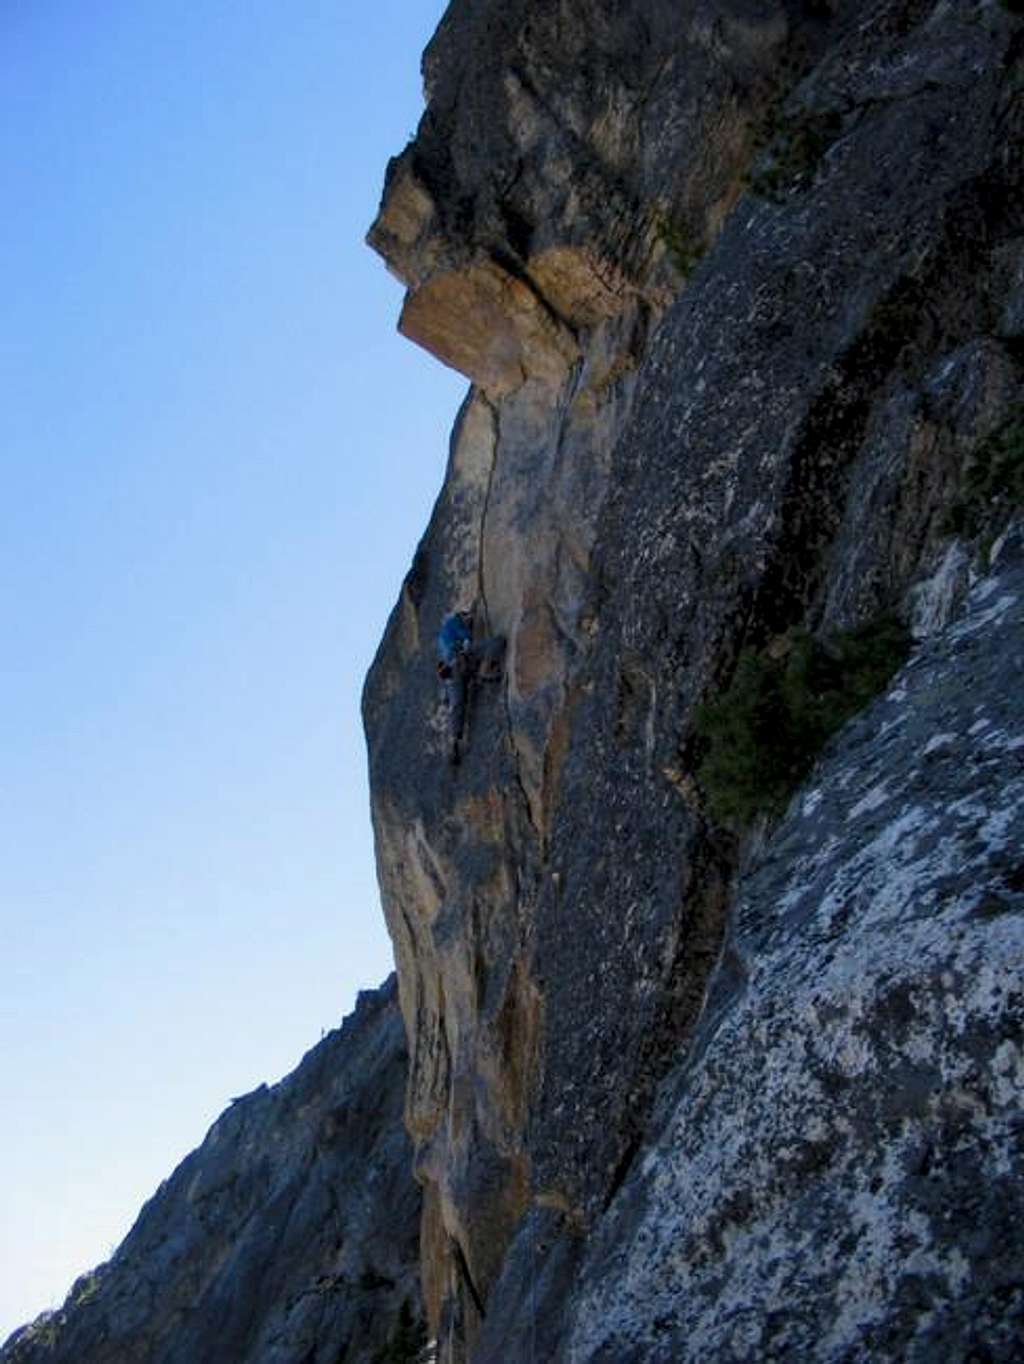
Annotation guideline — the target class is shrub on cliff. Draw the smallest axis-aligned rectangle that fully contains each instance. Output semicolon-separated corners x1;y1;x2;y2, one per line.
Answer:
655;213;706;277
696;614;910;824
946;405;1024;539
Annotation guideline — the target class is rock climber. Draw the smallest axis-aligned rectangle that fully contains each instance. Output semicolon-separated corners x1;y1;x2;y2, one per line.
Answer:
436;605;505;764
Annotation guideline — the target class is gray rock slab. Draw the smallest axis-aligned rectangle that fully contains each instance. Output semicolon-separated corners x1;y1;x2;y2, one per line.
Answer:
563;541;1024;1362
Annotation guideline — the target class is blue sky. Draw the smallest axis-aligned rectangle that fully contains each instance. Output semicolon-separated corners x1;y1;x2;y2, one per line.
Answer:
1;0;462;1340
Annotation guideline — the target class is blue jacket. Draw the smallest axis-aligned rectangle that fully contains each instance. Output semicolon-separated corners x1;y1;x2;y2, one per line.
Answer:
437;613;473;666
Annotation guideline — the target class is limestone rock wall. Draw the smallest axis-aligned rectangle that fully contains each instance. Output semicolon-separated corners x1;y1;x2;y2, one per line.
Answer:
365;0;1024;1359
1;980;422;1364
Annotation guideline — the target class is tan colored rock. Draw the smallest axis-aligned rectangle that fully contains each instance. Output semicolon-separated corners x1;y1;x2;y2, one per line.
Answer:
366;306;647;1357
367;153;440;288
399;259;578;396
363;2;838;1357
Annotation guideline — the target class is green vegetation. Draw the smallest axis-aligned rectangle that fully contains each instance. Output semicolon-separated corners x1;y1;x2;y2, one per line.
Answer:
946;405;1024;538
696;614;911;825
19;1312;61;1349
655;213;706;277
748;106;843;203
370;1299;429;1363
69;1271;102;1307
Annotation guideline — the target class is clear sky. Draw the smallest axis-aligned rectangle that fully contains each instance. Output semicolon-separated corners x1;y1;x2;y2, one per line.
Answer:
1;0;463;1341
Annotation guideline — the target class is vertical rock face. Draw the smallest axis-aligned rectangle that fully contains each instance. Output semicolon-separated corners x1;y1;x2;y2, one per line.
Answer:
365;0;1024;1359
560;546;1024;1361
1;980;422;1364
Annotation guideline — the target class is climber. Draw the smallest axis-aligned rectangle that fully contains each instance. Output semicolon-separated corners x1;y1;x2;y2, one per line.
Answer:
436;605;505;764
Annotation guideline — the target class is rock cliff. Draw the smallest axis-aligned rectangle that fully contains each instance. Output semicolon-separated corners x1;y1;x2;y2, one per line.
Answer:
0;979;423;1364
498;543;1024;1362
364;0;1024;1359
5;2;1021;1361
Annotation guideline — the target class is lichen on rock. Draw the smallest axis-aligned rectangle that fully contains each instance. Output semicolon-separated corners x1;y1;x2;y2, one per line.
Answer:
561;545;1024;1362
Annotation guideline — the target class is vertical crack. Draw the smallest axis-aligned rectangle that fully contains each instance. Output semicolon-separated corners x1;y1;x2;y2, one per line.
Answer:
476;394;500;635
478;398;542;845
451;1236;487;1320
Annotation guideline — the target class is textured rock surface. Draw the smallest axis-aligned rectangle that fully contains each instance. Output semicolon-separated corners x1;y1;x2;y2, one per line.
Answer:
1;979;422;1364
9;2;1021;1361
561;544;1024;1362
365;0;1024;1359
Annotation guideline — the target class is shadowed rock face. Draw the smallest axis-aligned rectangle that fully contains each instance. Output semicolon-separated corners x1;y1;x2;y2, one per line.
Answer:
365;0;1024;1359
552;540;1024;1362
1;979;422;1364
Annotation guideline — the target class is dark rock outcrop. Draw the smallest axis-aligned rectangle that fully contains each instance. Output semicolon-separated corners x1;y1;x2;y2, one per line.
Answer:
364;0;1024;1359
1;979;422;1364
